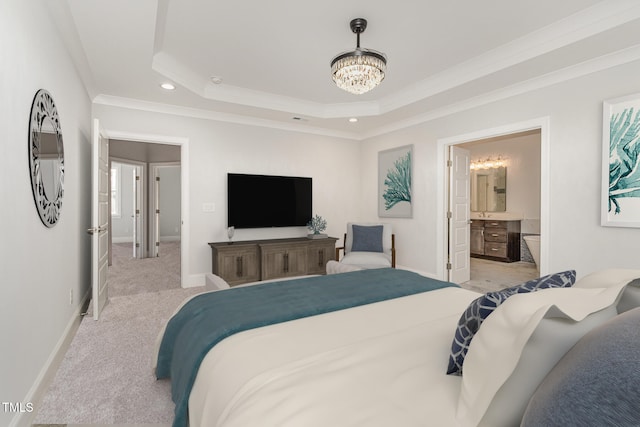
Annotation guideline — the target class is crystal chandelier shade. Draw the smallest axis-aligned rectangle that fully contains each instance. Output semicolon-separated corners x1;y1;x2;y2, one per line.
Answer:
331;18;387;95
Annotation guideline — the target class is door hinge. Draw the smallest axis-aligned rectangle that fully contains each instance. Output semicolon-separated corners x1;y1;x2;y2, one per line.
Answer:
446;262;452;270
447;211;452;219
156;176;160;181
135;175;140;181
135;243;140;248
447;159;453;167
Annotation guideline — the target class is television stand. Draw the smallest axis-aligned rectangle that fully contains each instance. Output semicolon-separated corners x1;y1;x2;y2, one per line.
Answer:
209;237;338;286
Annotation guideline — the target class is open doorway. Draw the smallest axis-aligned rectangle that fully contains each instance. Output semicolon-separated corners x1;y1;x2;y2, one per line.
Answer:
110;159;145;259
107;139;182;296
456;130;540;291
438;118;550;288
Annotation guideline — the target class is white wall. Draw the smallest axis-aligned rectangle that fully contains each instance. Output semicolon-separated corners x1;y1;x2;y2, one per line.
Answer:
360;60;640;279
0;1;92;426
93;104;363;285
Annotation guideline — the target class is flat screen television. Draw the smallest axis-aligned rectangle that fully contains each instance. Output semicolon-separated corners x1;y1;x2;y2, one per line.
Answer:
227;173;312;229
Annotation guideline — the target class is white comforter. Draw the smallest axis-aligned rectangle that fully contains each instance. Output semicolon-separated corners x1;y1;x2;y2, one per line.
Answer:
187;286;480;427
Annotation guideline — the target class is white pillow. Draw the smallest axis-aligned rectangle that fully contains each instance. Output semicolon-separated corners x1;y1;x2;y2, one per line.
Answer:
456;283;631;427
572;269;640;313
325;260;363;274
341;252;391;268
572;268;640;289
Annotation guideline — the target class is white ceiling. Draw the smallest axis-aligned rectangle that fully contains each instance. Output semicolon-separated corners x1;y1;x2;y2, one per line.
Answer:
48;0;640;139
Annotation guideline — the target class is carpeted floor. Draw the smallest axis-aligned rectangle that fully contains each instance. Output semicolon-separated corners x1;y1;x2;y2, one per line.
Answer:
33;286;203;425
33;241;200;426
109;241;182;297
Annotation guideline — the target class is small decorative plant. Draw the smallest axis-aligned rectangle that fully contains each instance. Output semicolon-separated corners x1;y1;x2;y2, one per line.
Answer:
307;215;327;235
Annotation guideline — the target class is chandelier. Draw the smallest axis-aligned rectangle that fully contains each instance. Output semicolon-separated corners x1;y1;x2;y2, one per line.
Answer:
331;18;387;95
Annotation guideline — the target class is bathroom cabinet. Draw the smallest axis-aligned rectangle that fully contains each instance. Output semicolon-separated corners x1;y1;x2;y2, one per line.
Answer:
470;219;521;262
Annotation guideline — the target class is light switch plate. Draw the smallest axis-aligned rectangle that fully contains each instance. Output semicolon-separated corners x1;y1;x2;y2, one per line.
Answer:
202;203;215;213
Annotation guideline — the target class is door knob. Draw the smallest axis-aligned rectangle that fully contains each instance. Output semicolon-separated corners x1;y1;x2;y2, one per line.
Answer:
86;225;106;235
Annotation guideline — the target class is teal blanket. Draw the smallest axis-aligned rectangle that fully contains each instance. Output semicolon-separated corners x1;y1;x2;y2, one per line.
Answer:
156;268;457;427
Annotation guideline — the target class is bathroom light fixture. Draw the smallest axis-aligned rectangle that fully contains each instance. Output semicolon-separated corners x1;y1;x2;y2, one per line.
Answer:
160;82;175;90
470;156;507;170
331;18;387;95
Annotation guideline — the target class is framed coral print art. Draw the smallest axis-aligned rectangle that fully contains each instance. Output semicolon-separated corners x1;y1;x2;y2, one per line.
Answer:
602;93;640;227
378;145;412;218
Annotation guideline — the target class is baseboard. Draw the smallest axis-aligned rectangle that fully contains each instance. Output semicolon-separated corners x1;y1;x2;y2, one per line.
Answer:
182;273;206;288
112;236;133;243
10;289;91;427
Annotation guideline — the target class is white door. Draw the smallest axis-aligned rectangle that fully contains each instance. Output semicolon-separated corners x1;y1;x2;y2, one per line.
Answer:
448;145;471;284
133;166;144;259
90;119;109;320
151;171;160;257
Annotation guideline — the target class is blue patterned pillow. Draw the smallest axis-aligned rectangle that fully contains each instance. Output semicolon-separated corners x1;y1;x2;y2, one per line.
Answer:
351;225;384;253
446;270;576;375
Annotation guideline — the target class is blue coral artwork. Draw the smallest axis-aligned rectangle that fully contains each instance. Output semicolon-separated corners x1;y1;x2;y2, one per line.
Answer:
602;93;640;227
378;145;412;218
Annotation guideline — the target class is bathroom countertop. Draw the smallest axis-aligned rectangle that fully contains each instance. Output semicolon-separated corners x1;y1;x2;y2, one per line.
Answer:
470;212;524;221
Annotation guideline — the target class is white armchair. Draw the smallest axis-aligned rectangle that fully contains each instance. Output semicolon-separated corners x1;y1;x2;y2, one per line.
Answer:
335;223;396;269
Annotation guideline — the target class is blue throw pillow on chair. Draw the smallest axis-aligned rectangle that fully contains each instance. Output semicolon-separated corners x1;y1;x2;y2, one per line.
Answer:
351;225;384;253
446;270;576;375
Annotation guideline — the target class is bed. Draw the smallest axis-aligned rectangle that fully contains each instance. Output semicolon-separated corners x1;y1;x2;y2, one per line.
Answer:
154;266;640;427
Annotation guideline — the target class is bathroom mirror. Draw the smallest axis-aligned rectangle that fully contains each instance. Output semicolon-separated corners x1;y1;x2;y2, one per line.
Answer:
471;166;506;212
29;89;65;227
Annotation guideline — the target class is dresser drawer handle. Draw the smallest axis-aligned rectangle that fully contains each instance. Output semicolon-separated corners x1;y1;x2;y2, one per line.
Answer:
236;256;243;276
490;248;499;251
491;233;499;237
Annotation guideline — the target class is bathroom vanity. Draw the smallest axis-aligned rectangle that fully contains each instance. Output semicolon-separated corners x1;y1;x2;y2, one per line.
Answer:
470;219;521;262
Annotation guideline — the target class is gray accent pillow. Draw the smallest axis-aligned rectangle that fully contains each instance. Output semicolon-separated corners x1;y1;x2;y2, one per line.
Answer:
521;307;640;427
351;225;383;253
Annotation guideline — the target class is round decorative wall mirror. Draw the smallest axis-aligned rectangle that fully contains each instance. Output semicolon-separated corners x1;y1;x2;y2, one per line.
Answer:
28;89;65;227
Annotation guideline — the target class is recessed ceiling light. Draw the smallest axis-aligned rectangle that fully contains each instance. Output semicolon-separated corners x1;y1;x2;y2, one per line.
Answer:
210;76;223;84
160;82;175;90
349;117;358;123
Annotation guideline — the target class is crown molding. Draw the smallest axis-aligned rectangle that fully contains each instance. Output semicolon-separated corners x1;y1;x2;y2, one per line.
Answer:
92;94;361;140
362;43;640;140
377;1;640;113
96;42;640;142
152;51;382;119
151;1;640;120
45;1;98;100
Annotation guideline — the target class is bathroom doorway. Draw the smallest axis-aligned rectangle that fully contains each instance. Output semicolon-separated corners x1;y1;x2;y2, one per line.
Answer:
440;118;549;289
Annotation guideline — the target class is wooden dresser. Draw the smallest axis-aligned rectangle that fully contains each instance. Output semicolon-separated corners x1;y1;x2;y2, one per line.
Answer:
470;219;521;262
209;237;338;286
